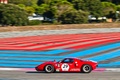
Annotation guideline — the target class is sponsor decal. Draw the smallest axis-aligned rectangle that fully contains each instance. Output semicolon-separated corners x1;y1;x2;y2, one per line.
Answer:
56;69;60;72
70;68;80;71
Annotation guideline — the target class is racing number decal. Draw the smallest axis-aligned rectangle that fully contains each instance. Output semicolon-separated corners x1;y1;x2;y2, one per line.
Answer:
61;63;69;71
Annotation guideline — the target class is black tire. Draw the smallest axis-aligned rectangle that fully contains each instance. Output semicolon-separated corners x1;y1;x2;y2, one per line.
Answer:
44;65;55;73
81;64;92;73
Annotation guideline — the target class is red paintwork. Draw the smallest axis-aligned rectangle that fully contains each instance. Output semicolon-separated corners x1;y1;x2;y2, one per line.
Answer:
35;58;98;72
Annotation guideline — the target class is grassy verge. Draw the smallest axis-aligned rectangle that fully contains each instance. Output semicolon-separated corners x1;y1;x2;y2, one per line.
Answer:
0;23;120;32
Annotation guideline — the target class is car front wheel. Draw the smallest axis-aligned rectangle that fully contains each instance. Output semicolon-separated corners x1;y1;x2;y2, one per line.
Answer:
81;64;92;73
44;65;55;73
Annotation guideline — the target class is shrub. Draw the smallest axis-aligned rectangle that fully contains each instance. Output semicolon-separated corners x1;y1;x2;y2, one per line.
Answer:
28;20;41;25
0;4;29;26
58;10;89;24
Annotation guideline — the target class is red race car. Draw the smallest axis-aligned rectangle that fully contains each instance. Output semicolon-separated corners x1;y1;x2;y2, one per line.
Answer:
35;57;98;73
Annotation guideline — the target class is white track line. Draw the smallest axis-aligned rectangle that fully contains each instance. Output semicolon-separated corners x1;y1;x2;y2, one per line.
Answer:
0;68;120;72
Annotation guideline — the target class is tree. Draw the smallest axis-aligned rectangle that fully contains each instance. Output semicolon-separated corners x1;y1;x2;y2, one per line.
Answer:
8;0;22;4
8;0;33;6
101;0;112;2
102;2;117;18
85;0;103;17
71;0;86;10
112;0;120;5
58;10;89;24
34;4;49;15
117;5;120;11
49;0;74;22
17;4;26;9
101;0;120;5
72;0;103;18
37;0;52;5
116;5;120;19
25;6;35;15
0;4;28;26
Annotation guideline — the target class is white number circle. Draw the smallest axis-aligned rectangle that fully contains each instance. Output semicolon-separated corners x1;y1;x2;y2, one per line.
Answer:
61;63;69;71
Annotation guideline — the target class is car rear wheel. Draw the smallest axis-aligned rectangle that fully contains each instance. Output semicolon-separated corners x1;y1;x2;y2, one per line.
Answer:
81;64;92;73
44;65;55;73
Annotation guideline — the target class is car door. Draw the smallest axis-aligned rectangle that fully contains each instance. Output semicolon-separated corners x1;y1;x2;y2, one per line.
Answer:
59;58;75;72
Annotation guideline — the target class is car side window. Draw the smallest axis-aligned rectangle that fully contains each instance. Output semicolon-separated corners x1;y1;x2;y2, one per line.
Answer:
62;58;74;63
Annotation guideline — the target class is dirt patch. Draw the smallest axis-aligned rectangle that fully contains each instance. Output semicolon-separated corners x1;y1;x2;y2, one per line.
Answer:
0;23;120;32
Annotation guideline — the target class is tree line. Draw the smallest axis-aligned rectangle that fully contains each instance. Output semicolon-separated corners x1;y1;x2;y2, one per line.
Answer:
0;0;120;26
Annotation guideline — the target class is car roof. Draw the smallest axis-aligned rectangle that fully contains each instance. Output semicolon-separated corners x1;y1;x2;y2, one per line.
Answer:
64;57;79;60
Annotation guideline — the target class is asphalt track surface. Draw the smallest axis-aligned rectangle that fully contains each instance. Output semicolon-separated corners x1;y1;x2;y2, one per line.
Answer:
0;71;120;80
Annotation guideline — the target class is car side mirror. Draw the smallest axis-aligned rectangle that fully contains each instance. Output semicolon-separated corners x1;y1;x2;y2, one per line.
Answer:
53;60;56;62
